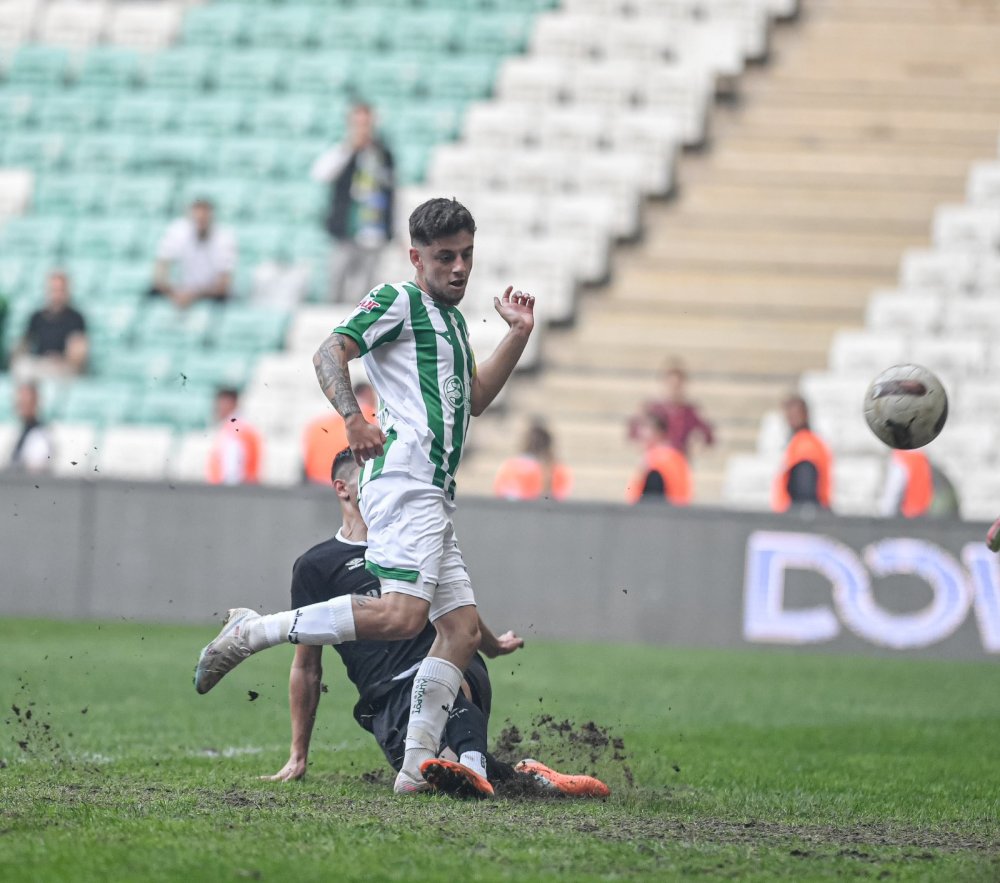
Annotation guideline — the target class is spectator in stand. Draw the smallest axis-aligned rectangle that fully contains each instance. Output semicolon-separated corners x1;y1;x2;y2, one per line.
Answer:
207;388;263;486
625;412;692;505
493;420;573;502
8;382;52;474
12;270;88;381
311;102;395;303
771;395;832;513
879;449;959;519
302;383;377;486
628;361;714;459
152;198;237;309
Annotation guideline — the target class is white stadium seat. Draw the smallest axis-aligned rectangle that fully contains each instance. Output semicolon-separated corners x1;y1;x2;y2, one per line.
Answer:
832;456;883;516
49;422;98;477
462;101;534;148
925;421;998;465
0;423;19;465
828;330;907;376
0;169;34;219
722;453;779;510
755;408;786;455
967;161;1000;207
260;438;302;487
957;379;1000;417
38;0;109;48
106;1;181;49
0;0;40;49
495;59;568;106
942;299;1000;335
899;249;977;294
169;430;213;484
866;289;942;333
799;371;870;417
636;67;713;146
530;12;604;59
932;205;1000;252
285;307;346;354
98;426;174;481
909;335;989;380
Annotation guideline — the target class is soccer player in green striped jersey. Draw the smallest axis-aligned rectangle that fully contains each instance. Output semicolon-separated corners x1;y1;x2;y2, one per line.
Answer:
194;198;536;797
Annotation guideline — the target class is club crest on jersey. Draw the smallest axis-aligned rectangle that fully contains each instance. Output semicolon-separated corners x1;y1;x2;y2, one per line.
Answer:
442;375;468;408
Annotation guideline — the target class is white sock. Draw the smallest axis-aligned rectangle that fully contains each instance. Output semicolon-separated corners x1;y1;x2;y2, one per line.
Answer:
460;751;487;779
247;596;356;651
401;657;463;776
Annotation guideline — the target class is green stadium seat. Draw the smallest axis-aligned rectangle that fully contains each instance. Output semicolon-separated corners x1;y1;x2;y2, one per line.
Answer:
61;258;108;300
316;9;385;51
144;48;213;94
211;304;290;352
383;11;459;53
134;301;216;348
0;375;13;422
98;345;178;386
212;138;285;179
394;143;432;185
175;349;252;391
68;134;141;174
0;92;35;129
245;7;322;49
32;174;109;217
0;216;70;258
289;226;330;263
99;261;150;301
34;93;107;133
247;97;328;138
178;177;251;222
247;181;325;225
284;52;356;95
176;97;248;137
66;218;144;261
0;257;29;299
59;379;139;426
83;302;140;345
181;4;250;47
381;100;464;144
275;138;327;179
77;47;142;91
108;95;178;135
425;57;497;99
106;175;177;219
461;11;533;55
214;49;287;93
355;57;425;101
134;385;214;430
6;46;72;88
231;223;289;263
1;131;69;171
136;135;213;175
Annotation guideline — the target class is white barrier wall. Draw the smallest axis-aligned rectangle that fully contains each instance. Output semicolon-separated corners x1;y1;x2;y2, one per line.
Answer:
1;475;997;661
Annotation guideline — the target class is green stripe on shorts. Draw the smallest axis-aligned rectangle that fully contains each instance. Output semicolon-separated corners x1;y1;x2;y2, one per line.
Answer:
366;560;421;583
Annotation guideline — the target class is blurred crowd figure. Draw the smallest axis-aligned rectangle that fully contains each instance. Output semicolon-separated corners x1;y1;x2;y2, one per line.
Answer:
626;411;692;505
152;197;238;308
302;383;378;486
312;102;396;303
628;360;714;459
11;270;88;382
207;388;262;486
879;449;959;519
493;419;573;501
771;395;832;513
7;381;52;474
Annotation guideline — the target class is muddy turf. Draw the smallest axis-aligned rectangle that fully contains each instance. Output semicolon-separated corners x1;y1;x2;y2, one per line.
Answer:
1;619;998;882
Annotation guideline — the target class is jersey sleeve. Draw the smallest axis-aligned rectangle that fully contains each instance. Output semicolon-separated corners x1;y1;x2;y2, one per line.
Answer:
333;284;409;355
290;555;323;608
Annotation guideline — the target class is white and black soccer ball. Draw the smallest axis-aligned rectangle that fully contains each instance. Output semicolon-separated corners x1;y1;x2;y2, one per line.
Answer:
863;364;948;450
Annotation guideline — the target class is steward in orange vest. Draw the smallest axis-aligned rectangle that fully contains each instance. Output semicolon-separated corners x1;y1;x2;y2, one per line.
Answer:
881;449;933;518
494;420;573;501
771;395;833;512
207;388;262;485
302;383;377;485
625;412;692;505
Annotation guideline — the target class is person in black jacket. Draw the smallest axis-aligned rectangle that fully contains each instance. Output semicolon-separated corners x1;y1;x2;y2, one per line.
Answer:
311;103;395;303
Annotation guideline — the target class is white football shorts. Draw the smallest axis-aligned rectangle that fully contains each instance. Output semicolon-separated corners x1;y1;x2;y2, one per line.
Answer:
359;474;475;622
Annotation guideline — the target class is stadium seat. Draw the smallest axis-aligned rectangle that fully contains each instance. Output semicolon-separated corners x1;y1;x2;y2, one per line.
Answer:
899;249;978;294
5;45;72;87
168;429;212;483
722;453;779;510
68;134;141;174
496;58;568;105
99;262;150;302
284;52;356;95
212;138;285;179
97;346;178;387
260;437;301;486
425;58;498;101
1;131;68;172
105;175;177;219
76;46;142;91
460;11;533;55
941;299;1000;335
176;97;249;137
248;181;325;226
865;290;942;334
932;205;1000;252
58;380;138;426
60;257;107;300
177;176;250;221
97;425;175;480
37;0;108;48
83;301;140;343
106;1;181;50
832;457;883;516
0;0;38;51
134;385;214;430
909;335;988;380
136;135;213;176
383;10;458;52
214;49;287;93
0;168;34;218
315;9;384;51
0;215;69;258
212;305;290;352
0;91;34;129
134;301;216;349
48;422;100;477
33;93;106;132
247;97;328;139
0;257;28;298
107;95;178;135
245;6;322;49
65;218;142;261
966;161;1000;206
180;4;250;47
144;47;213;93
828;330;907;376
174;350;253;391
355;57;425;101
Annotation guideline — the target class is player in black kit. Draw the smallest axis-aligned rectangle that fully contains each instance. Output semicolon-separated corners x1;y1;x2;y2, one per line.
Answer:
260;448;609;799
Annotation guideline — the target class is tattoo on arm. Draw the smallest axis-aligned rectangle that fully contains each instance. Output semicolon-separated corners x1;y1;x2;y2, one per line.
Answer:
314;334;361;419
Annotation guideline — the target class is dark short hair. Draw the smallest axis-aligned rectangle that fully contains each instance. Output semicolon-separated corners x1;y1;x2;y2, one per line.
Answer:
409;198;476;246
331;447;357;484
191;197;214;210
216;387;239;401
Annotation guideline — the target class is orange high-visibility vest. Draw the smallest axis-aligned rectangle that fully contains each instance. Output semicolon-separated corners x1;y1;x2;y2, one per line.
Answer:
494;456;573;501
893;449;933;518
207;420;262;485
771;429;832;512
625;444;692;505
302;413;349;485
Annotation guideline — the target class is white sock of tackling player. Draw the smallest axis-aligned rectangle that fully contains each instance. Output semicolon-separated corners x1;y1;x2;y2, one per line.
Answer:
246;596;356;652
401;657;464;777
460;751;488;779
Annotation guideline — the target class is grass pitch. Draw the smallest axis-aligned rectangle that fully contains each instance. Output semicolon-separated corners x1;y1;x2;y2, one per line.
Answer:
1;618;998;882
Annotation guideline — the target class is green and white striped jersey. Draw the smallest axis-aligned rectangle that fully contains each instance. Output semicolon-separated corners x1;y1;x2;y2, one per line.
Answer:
334;281;476;496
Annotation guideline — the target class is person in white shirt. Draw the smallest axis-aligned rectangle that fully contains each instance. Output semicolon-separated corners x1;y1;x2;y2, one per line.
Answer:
8;382;52;474
152;198;238;309
311;103;395;303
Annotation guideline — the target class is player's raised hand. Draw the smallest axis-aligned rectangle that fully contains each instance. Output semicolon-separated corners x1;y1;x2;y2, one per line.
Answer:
261;755;307;782
493;630;525;656
494;286;535;335
345;414;386;466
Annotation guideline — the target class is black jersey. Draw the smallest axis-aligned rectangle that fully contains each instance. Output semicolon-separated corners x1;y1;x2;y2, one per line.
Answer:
290;531;436;713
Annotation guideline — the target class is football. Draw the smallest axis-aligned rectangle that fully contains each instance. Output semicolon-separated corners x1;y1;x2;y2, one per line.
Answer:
863;364;949;450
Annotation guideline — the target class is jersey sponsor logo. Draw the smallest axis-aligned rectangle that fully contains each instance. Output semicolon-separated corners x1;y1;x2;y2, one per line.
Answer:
442;374;468;408
357;297;379;313
346;557;366;570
